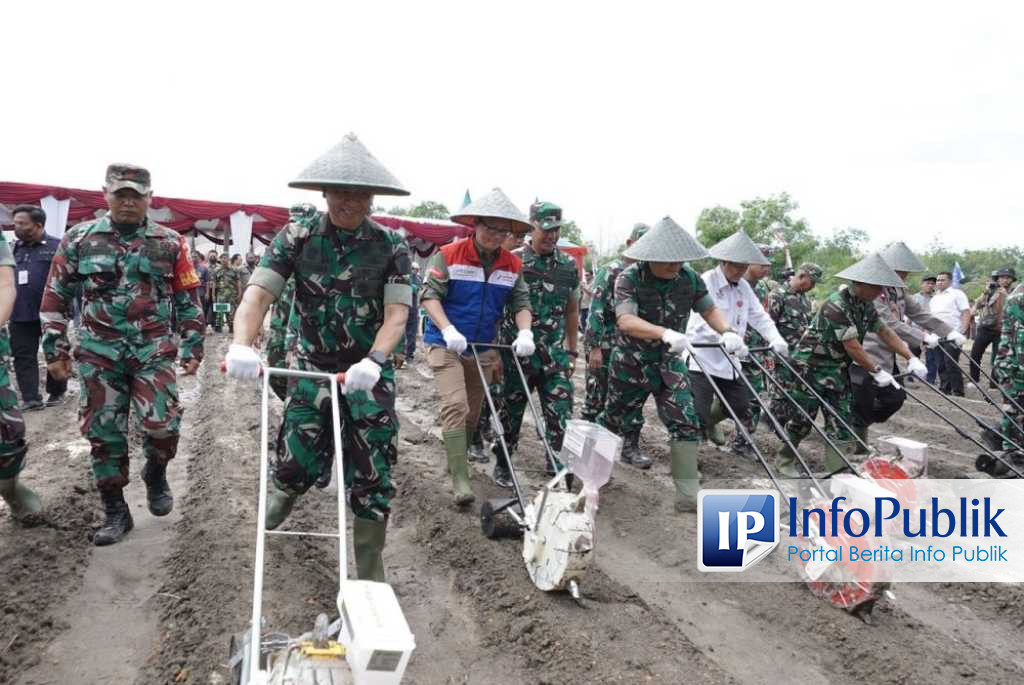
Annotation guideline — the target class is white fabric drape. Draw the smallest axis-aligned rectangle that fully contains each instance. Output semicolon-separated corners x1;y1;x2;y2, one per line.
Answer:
229;210;253;256
40;195;71;239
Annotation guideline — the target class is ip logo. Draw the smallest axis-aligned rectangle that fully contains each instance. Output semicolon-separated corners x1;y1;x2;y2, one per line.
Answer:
698;490;779;572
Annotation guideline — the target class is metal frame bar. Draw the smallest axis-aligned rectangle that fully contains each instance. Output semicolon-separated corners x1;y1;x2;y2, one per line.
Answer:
935;342;1024;431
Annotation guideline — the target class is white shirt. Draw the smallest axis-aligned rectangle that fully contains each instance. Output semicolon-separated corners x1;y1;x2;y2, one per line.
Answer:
685;266;781;379
929;287;969;331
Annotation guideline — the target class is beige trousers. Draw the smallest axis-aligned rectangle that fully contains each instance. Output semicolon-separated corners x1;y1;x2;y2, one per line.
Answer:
427;346;497;434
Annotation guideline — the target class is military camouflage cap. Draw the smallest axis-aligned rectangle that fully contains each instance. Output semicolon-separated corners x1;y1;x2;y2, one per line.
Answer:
289;133;409;195
288;203;319;221
530;201;563;230
835;253;906;288
879;241;927;273
105;163;151;194
708;230;771;266
628;222;650;243
449;188;532;234
622;216;710;262
797;262;823;283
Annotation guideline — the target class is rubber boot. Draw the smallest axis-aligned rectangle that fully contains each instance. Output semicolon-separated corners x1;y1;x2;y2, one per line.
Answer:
824;441;853;475
669;441;700;512
93;489;134;546
620;434;653;469
141;460;174;517
775;438;803;478
0;477;42;517
266;483;299;530
467;431;489;464
353;517;387;582
706;398;727;447
852;425;870;456
491;440;514;489
443;430;475;506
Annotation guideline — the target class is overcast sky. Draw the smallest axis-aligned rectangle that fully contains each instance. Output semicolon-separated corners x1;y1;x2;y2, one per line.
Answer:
4;1;1021;254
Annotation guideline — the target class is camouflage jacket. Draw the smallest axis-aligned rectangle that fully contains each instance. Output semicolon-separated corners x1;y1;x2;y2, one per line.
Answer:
40;216;205;363
584;258;626;351
248;213;412;370
614;262;713;361
995;292;1024;388
765;283;813;348
744;278;778;351
500;245;579;354
268;277;298;347
0;230;15;360
212;264;243;302
791;286;885;373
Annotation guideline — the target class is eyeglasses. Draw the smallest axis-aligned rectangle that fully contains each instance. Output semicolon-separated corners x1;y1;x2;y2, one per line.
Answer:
478;220;512;237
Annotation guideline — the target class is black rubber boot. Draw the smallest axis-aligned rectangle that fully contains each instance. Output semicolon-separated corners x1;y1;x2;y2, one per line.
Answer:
315;458;333;489
94;489;134;546
141;461;173;517
621;434;652;469
467;432;489;463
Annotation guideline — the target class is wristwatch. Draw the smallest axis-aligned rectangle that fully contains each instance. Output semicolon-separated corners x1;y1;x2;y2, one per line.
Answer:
368;350;389;366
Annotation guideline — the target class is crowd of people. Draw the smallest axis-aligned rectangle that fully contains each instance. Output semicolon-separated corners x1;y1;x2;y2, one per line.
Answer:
2;135;1023;589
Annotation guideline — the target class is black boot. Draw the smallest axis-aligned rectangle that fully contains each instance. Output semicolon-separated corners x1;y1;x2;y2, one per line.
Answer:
621;434;652;469
141;461;173;517
315;458;333;489
467;432;489;463
94;489;134;546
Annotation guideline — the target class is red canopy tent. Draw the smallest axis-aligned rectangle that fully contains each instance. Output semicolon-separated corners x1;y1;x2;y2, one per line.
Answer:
0;181;470;252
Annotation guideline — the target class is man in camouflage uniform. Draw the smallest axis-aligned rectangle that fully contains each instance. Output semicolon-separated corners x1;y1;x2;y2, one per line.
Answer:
581;222;651;465
41;164;204;544
0;226;37;519
493;201;580;486
994;288;1024;454
597;217;742;511
774;254;925;477
212;252;243;333
765;263;822;429
851;243;955;453
226;135;411;582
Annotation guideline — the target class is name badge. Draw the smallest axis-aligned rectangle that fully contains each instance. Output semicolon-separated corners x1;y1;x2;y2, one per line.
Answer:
17;270;28;285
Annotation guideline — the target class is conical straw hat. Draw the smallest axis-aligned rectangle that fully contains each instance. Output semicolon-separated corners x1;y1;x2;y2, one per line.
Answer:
708;230;771;265
834;253;906;288
289;133;409;196
449;188;532;234
879;241;927;273
623;216;709;262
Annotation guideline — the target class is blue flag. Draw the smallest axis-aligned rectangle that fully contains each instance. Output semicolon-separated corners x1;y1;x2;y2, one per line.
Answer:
461;189;472;209
952;262;964;288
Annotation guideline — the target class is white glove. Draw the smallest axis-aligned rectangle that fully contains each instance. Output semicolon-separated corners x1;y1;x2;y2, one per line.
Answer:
907;356;928;380
721;331;745;355
735;344;751;360
871;368;896;387
512;329;535;357
769;337;789;357
660;329;689;355
343;357;381;395
441;325;468;354
225;344;262;380
946;331;967;347
922;332;941;349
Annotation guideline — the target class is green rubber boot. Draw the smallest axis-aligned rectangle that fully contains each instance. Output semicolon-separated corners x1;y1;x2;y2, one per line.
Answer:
669;441;701;513
852;425;870;456
443;430;475;506
353;517;387;582
0;477;42;518
706;398;727;447
825;441;854;475
775;438;803;478
266;483;299;531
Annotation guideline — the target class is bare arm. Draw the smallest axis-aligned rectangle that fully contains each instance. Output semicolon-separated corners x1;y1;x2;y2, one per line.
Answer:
370;304;409;358
843;338;880;372
422;298;452;331
232;285;276;346
515;308;532;332
565;295;579;353
959;308;972;334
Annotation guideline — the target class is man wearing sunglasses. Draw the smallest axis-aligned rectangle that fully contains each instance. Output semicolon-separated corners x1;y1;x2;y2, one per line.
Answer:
421;189;533;505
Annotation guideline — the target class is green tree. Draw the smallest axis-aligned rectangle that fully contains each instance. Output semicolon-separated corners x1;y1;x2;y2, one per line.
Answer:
559;219;584;246
695;206;741;246
385;200;450;220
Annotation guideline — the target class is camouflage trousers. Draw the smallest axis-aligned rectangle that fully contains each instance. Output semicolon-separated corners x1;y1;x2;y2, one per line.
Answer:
276;358;397;522
580;346;610;422
264;326;289;402
498;350;573;455
776;360;854;443
999;383;1024;452
743;360;766;432
598;350;700;443
0;331;27;479
77;351;181;491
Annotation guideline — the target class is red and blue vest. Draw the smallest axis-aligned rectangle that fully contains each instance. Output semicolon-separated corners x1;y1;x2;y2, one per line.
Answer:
423;237;522;347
